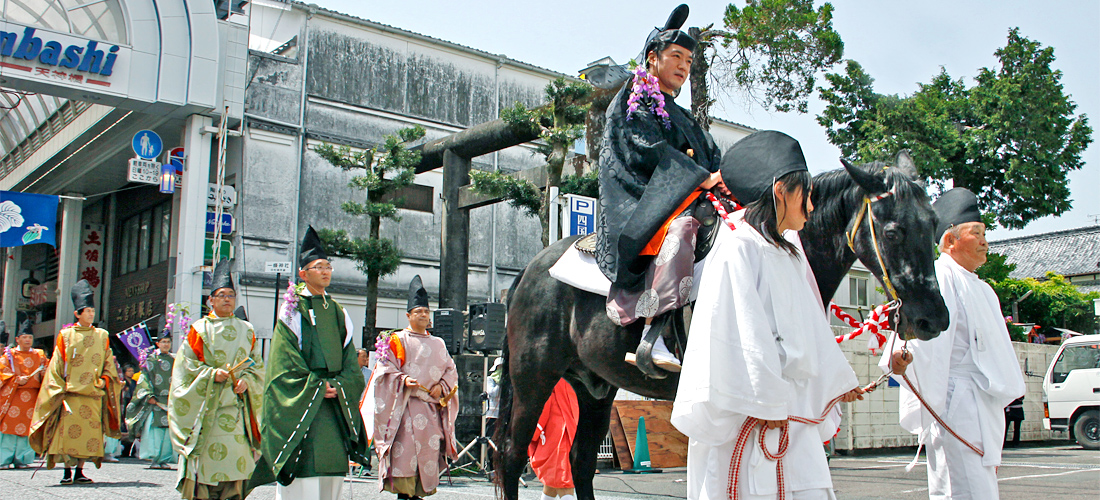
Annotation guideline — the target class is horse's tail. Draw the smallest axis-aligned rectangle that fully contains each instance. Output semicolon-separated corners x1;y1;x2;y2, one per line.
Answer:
491;336;512;491
492;264;524;492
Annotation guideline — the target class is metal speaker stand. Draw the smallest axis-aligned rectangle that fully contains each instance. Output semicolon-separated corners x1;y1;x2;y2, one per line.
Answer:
443;352;525;487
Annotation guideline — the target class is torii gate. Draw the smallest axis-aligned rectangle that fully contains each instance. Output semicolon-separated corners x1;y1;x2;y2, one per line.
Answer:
410;119;539;313
413;87;615;313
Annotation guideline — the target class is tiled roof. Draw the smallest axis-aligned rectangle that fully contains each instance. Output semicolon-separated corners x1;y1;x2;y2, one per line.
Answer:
1077;282;1100;294
989;226;1100;280
712;117;757;133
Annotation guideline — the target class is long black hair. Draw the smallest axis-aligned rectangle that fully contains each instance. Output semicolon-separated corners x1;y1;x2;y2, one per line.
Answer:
744;169;812;255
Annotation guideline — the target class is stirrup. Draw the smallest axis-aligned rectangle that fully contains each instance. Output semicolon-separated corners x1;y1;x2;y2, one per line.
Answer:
627;314;676;379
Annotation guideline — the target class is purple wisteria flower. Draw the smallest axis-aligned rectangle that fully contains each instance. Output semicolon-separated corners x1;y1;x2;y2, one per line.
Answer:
165;303;176;335
374;332;392;364
138;345;157;370
279;281;305;322
625;66;671;130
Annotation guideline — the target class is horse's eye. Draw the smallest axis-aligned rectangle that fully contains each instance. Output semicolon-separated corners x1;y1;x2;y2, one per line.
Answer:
884;228;901;241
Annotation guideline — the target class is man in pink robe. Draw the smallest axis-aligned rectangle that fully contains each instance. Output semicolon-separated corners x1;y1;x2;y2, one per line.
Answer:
371;276;459;499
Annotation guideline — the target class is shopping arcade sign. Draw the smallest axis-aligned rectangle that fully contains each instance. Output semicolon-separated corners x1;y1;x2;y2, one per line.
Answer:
0;22;132;98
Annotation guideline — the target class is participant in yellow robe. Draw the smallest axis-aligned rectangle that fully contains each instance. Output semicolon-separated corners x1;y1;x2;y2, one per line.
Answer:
29;279;122;485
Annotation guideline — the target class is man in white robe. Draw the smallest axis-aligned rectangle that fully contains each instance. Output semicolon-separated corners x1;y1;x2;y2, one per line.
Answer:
672;131;862;500
880;188;1025;500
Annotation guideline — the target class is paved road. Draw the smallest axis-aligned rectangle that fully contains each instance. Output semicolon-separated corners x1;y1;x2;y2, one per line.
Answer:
0;443;1094;499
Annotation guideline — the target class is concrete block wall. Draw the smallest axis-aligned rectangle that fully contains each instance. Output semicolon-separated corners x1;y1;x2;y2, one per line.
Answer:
832;328;1061;451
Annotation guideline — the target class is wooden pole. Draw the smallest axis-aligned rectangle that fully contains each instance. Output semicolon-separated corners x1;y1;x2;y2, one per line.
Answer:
440;150;471;312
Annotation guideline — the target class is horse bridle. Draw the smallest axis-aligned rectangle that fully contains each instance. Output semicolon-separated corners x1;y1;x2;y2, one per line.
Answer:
845;182;903;318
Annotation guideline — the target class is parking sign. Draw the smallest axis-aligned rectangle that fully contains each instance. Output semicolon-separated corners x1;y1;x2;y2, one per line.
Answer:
565;194;597;237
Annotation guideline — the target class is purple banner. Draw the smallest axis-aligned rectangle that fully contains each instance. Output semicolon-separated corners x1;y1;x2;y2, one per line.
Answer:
117;323;153;362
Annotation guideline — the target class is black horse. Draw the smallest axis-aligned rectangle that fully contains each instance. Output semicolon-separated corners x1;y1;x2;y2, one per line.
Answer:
492;152;949;500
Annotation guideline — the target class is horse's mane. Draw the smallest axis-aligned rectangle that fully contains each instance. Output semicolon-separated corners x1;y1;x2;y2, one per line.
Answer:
810;160;925;236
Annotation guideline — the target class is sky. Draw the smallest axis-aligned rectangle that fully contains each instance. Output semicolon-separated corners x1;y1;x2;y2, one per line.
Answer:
311;0;1099;241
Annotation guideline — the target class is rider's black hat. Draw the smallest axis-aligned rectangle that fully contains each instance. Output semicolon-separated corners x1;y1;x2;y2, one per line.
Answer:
642;4;696;58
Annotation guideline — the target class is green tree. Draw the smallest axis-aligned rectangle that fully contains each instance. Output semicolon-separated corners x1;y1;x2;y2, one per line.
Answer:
313;125;425;342
990;273;1100;339
689;0;844;125
817;29;1092;229
976;251;1016;284
472;77;593;246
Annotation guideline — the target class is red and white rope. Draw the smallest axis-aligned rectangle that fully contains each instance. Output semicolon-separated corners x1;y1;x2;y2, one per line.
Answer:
829;301;896;352
706;191;741;230
727;393;848;500
706;190;895;353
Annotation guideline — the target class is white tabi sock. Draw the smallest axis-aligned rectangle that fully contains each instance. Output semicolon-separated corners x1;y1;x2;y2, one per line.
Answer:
541;494;557;500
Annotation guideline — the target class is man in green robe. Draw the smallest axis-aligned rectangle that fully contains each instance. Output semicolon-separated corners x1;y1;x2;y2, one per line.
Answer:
127;333;177;468
252;226;368;500
170;259;265;499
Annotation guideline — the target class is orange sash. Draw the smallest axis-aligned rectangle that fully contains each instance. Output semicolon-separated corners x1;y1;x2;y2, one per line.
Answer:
640;188;702;256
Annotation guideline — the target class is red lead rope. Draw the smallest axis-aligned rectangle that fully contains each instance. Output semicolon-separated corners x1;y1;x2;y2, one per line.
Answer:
900;370;984;457
726;393;848;500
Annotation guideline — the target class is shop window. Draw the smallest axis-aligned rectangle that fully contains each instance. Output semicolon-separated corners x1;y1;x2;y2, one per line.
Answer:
150;204;163;264
137;210;151;270
117;201;171;276
383;184;434;213
159;206;171;262
124;216;139;273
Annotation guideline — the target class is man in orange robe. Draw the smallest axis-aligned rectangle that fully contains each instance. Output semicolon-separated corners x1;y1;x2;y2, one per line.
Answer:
529;379;579;500
0;320;47;468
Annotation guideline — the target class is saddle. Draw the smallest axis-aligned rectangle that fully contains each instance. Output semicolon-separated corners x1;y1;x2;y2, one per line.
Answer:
575;194;726;263
575;194;729;379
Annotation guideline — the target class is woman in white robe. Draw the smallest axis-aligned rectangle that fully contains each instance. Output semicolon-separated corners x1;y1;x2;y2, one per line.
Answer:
672;131;863;500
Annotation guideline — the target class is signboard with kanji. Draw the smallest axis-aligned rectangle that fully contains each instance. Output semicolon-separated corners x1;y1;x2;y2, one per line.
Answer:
265;261;292;273
207;184;237;209
79;224;105;312
127;158;161;185
564;194;597;237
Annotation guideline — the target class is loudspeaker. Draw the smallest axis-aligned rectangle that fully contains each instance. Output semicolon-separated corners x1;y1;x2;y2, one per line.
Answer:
432;308;464;355
467;303;505;352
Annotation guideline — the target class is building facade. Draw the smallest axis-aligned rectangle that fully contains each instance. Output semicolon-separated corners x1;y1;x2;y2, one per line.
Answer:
239;0;756;344
0;0;246;356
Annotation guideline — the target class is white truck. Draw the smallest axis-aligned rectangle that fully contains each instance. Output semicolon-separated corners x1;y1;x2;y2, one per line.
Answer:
1043;334;1100;449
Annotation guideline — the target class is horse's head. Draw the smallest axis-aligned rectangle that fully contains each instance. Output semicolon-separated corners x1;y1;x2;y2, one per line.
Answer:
839;152;948;341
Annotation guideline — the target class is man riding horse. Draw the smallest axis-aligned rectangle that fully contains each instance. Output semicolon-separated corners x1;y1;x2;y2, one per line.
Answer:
596;4;727;377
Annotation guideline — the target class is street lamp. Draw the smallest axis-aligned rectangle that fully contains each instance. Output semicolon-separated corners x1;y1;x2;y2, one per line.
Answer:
159;162;175;194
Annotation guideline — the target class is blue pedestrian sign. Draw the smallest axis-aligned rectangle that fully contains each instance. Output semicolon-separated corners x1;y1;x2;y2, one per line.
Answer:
132;130;163;160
